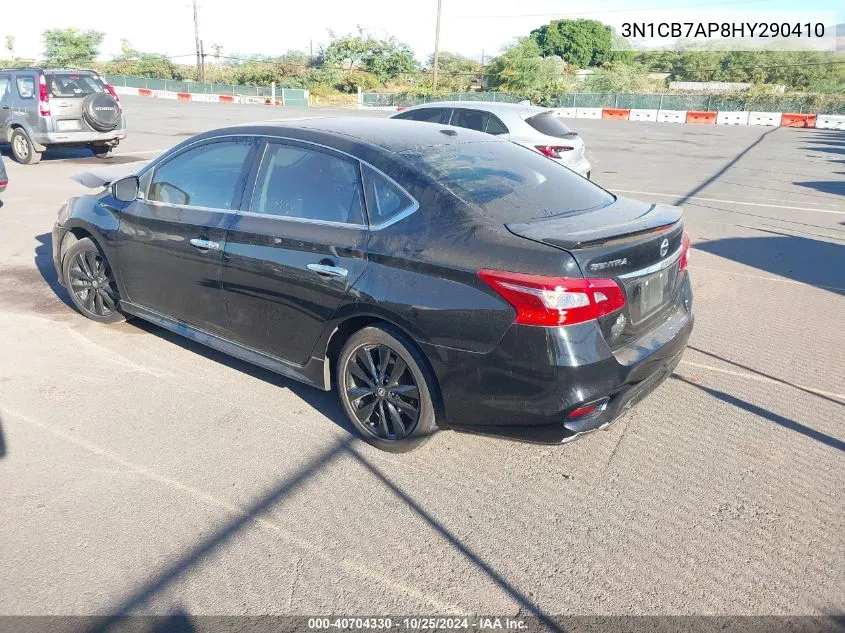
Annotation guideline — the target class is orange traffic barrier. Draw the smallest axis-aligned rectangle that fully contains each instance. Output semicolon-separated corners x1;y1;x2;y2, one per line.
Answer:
601;108;630;120
177;92;191;101
138;88;153;97
219;95;234;103
396;106;408;112
780;113;816;128
263;98;282;106
686;111;717;124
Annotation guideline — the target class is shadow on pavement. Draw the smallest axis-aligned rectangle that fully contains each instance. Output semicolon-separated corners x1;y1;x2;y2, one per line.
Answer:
34;232;74;309
688;345;844;407
83;436;563;633
127;318;355;436
84;438;353;633
673;375;844;453
0;416;6;458
694;234;845;295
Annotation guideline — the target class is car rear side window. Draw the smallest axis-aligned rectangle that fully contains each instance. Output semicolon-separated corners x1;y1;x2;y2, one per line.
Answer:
15;76;35;99
395;108;451;124
251;143;365;225
45;73;103;98
400;142;613;223
362;165;416;225
0;76;11;105
450;109;489;132
148;139;253;209
525;113;574;139
485;115;509;135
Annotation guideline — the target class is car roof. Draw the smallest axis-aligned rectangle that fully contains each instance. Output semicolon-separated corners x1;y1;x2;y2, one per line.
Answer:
204;117;507;154
398;101;552;117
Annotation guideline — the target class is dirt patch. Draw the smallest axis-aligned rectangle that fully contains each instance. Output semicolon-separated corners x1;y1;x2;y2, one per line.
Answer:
0;265;73;317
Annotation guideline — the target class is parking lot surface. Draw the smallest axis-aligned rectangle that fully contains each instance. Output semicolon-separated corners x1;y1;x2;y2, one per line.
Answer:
1;97;843;617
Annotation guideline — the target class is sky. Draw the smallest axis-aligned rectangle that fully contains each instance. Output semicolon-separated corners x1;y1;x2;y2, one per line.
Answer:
2;0;841;63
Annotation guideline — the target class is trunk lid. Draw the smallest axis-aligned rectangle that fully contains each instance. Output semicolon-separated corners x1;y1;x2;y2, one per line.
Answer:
506;196;686;349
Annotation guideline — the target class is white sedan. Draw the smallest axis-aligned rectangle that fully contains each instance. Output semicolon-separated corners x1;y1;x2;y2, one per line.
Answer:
390;101;591;179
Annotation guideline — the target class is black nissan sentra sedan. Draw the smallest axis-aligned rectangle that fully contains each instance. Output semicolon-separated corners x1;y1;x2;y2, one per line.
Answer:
52;118;693;451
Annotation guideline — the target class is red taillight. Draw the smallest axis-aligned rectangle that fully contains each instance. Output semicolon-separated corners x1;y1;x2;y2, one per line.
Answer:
38;74;50;117
568;404;596;419
478;270;626;327
679;231;691;272
536;145;574;159
104;83;121;103
0;180;7;188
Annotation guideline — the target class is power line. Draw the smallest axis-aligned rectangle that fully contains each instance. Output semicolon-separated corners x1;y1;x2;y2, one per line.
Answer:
449;0;774;19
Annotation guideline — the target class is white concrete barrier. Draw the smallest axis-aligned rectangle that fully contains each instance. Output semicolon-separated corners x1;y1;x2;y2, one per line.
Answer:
748;112;782;126
575;107;603;119
553;107;577;118
657;110;686;123
629;109;658;122
190;94;221;103
113;86;139;96
816;114;845;130
716;111;750;125
154;90;178;100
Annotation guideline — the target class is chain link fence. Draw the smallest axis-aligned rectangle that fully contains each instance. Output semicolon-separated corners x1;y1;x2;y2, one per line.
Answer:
364;91;845;114
362;92;525;107
104;75;309;106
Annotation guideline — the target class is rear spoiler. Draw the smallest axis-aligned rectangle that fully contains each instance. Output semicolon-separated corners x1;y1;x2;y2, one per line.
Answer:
70;160;150;189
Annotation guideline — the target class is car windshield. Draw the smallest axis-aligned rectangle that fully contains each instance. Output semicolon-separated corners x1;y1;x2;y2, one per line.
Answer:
399;141;613;223
45;73;103;98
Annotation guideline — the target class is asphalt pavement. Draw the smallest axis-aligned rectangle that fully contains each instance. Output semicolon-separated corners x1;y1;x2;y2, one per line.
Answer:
0;96;843;619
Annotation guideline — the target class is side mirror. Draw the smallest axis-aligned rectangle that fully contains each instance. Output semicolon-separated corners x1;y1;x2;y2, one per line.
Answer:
112;175;140;202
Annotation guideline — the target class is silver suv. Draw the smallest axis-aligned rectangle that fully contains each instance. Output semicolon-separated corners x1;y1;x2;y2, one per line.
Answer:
0;68;126;165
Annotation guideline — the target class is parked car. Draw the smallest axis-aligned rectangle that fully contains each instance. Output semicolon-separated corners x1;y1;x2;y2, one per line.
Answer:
0;68;126;164
390;101;592;179
0;155;6;195
52;119;692;451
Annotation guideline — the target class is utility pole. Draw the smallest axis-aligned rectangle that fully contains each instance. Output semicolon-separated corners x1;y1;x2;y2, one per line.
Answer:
480;49;485;90
200;40;206;83
432;0;443;89
193;0;203;82
309;39;313;62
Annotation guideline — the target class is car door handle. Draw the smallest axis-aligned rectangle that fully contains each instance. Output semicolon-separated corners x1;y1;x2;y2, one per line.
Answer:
307;263;348;279
189;238;220;251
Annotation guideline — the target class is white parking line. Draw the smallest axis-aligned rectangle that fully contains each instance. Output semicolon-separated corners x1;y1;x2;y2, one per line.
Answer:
678;361;845;403
6;408;462;614
613;190;845;215
691;266;845;292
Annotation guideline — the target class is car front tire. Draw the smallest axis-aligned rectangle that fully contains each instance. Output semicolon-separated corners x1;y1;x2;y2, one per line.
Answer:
62;237;126;324
337;325;437;452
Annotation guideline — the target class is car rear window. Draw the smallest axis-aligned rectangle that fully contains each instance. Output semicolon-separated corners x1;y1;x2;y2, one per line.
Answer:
399;141;613;223
45;73;103;98
525;113;574;139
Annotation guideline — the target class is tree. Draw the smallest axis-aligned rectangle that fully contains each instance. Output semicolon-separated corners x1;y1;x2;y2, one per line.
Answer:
321;27;418;83
486;38;572;102
5;35;14;60
43;28;104;67
531;19;612;68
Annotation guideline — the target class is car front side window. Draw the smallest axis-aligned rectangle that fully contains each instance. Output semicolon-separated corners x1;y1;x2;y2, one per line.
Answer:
148;139;253;209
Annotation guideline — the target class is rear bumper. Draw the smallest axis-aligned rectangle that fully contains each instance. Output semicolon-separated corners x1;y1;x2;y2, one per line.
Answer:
562;154;591;178
32;129;127;147
423;275;693;444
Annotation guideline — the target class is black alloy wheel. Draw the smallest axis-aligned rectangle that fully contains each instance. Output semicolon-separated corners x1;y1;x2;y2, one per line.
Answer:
337;326;436;451
62;238;126;324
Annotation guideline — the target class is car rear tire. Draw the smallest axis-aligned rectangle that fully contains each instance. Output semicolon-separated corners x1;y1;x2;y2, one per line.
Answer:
92;145;114;159
337;325;437;452
10;129;42;165
62;238;126;324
